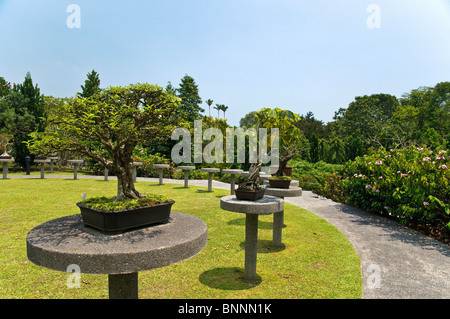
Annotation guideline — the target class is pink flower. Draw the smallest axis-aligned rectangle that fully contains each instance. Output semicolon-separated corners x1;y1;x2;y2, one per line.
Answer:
365;185;372;189
375;160;383;165
423;157;431;162
378;176;383;179
417;147;424;151
423;202;430;206
438;150;447;154
439;165;448;169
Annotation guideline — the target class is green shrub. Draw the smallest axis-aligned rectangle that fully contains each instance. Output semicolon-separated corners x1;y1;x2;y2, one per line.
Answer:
82;193;173;211
317;146;449;239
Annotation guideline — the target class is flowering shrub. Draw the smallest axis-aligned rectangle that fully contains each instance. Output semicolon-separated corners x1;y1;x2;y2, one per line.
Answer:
317;146;449;241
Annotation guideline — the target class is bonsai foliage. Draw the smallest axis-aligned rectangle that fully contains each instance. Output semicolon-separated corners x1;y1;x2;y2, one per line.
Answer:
29;83;182;201
255;108;306;176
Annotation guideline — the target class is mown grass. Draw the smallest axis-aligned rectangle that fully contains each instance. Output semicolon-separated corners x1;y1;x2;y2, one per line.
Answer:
0;177;362;299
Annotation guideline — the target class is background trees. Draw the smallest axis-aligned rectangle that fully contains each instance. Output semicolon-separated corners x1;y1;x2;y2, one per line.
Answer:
0;72;45;168
175;74;204;122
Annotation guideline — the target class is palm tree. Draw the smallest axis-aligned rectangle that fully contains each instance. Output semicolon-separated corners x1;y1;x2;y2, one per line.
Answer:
222;105;229;119
205;99;213;117
214;104;221;118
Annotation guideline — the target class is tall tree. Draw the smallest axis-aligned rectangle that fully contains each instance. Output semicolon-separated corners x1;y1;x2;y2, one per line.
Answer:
165;81;177;95
176;75;204;122
222;105;229;119
214;104;221;118
205;99;214;117
8;72;45;167
78;69;101;98
0;77;11;98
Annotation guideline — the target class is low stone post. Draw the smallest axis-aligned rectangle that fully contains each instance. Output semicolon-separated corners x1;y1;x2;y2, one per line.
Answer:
34;159;51;179
0;158;14;179
67;160;84;180
221;169;243;195
48;157;59;174
132;162;143;183
201;168;220;192
178;166;196;188
153;164;170;185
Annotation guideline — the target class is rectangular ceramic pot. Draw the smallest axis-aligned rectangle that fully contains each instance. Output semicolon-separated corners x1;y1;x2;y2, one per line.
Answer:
234;188;265;201
77;201;174;234
268;179;291;189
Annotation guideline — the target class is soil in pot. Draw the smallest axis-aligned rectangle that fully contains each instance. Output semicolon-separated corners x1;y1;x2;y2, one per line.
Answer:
77;194;175;234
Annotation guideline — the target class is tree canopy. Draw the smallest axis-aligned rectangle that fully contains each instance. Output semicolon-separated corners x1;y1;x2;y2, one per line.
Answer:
29;83;183;201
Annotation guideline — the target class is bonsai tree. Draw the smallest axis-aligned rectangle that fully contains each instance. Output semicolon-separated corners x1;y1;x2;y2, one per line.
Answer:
0;133;13;157
28;83;182;201
255;108;306;177
236;160;262;192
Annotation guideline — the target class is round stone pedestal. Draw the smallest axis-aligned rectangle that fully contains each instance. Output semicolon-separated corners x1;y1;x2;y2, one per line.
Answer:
26;212;208;299
220;195;284;282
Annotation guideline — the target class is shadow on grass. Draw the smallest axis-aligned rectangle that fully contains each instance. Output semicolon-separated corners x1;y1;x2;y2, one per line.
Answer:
199;267;262;290
239;239;286;253
227;217;286;230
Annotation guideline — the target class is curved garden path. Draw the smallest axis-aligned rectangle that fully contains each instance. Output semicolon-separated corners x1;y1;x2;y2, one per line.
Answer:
9;174;450;298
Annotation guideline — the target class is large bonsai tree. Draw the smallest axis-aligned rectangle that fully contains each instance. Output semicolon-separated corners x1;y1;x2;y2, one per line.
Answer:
255;108;306;176
29;83;182;201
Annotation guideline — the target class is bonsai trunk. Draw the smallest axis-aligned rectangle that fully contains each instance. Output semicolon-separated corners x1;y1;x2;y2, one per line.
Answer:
274;153;295;177
113;152;143;202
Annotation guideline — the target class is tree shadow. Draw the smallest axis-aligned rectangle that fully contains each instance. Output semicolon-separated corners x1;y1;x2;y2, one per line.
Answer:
199;267;262;290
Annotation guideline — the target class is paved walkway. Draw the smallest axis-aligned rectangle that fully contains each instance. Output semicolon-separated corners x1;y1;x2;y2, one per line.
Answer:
7;174;450;298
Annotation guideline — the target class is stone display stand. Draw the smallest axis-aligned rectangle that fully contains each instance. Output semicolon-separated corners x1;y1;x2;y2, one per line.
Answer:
26;212;207;299
48;157;59;174
264;186;302;246
177;166;196;188
201;168;220;192
221;169;243;195
220;195;284;282
104;161;112;181
0;158;14;179
132;162;143;182
67;160;84;180
153;164;170;185
34;159;51;179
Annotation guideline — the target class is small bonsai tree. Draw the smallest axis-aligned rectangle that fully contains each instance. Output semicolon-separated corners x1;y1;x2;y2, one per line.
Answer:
29;83;182;201
255;108;306;177
0;133;12;157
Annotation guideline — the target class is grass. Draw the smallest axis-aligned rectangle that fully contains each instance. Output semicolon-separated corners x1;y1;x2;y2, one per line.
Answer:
0;177;362;299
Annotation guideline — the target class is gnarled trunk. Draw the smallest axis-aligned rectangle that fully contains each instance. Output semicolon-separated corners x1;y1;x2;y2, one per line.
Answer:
113;151;143;202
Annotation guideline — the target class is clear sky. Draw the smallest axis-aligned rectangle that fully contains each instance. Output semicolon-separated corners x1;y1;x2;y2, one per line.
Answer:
1;0;449;127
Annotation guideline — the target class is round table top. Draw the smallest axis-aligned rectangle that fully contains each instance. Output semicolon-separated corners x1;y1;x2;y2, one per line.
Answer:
264;186;302;198
34;159;51;163
153;164;170;168
48;157;59;160
0;158;14;163
178;166;196;170
26;212;207;275
201;168;220;173
221;169;243;174
132;162;143;166
220;195;284;215
67;160;84;164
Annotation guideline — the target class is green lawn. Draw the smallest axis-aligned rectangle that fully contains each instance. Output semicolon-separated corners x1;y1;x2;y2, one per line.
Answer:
0;177;362;299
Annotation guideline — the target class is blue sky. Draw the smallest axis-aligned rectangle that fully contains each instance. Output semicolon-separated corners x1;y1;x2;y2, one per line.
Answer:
1;0;449;127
